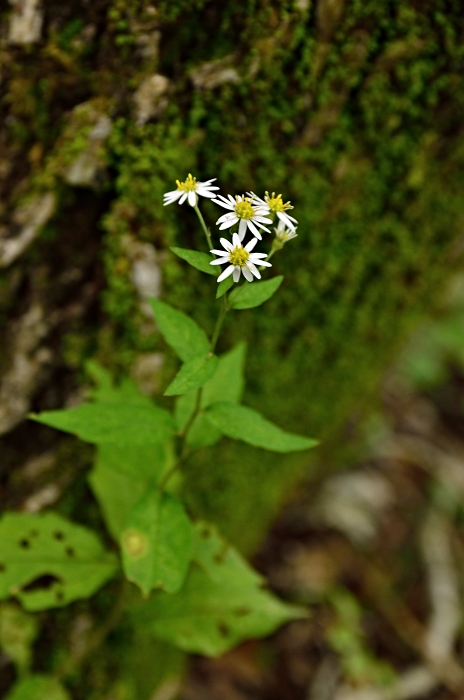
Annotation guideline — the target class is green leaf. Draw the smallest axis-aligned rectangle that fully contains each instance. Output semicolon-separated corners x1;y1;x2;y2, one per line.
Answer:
229;276;283;310
0;513;117;611
137;523;306;657
88;443;174;540
171;247;217;277
186;413;222;448
164;354;218;397
216;275;234;298
30;400;175;446
121;489;192;595
5;675;70;700
0;603;38;674
201;342;246;408
205;402;319;453
150;299;210;362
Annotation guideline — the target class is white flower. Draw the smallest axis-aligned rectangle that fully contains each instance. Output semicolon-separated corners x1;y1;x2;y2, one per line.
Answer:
275;219;298;243
210;232;272;283
214;194;272;241
248;191;298;230
163;174;219;207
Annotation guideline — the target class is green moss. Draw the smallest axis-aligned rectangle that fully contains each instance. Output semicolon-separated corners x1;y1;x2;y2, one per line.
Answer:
4;1;464;554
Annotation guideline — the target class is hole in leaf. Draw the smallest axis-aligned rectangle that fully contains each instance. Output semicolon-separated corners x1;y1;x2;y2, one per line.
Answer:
217;621;230;638
21;575;63;592
65;547;75;558
19;539;30;549
213;545;228;565
53;531;65;541
234;607;251;617
0;563;6;573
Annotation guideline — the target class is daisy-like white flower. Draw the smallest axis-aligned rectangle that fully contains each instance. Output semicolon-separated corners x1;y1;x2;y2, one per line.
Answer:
214;194;272;241
275;219;298;244
210;232;272;283
163;173;219;207
249;191;298;230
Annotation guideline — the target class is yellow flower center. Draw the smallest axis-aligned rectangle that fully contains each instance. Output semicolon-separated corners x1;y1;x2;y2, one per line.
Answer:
229;247;250;267
265;191;293;213
234;198;255;220
176;173;197;192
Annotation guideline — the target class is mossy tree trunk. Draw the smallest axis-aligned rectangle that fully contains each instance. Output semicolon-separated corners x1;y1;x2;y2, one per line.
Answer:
1;0;464;552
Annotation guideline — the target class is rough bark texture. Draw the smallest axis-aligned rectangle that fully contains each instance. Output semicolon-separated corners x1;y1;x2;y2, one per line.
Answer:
2;0;464;553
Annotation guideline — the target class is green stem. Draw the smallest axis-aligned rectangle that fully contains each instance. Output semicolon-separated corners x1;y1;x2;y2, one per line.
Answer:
209;294;228;354
194;204;213;250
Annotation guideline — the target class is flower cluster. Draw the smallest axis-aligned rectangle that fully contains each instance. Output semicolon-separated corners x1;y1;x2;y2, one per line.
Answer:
163;174;299;284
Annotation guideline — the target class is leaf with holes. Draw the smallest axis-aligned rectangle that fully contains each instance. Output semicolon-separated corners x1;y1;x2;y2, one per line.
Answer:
5;675;70;700
205;402;319;453
0;512;117;611
136;523;306;657
121;489;193;595
150;299;210;362
170;247;217;276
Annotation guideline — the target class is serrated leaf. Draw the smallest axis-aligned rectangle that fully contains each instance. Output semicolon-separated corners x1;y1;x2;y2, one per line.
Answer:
229;276;283;310
5;675;70;700
150;299;210;362
216;275;234;298
138;523;306;657
0;513;117;611
88;443;174;540
121;489;192;595
205;402;319;453
201;342;246;408
164;354;218;397
30;400;175;446
171;247;217;277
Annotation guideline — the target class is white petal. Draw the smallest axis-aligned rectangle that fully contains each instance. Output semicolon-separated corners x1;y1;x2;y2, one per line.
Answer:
245;238;258;252
217;265;235;282
249;252;267;259
188;191;197;206
217;212;237;224
238;219;247;239
232;232;241;247
211;248;228;255
179;192;188;204
247;262;261;279
214;199;234;210
220;237;233;251
219;218;237;230
210;257;231;265
242;267;253;282
277;212;296;229
200;178;217;185
255;259;272;267
233;267;241;282
247;220;262;239
197;190;218;198
254;216;273;224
